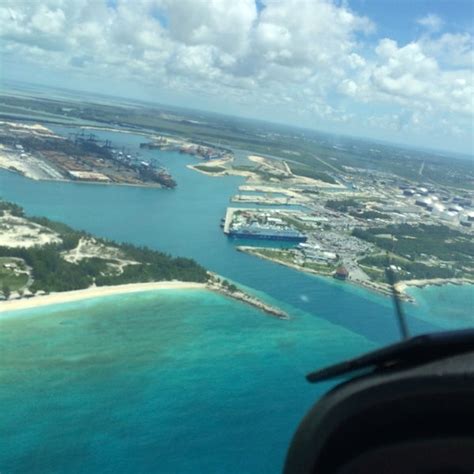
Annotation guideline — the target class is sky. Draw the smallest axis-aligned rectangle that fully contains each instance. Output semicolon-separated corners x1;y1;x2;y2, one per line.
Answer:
0;0;473;155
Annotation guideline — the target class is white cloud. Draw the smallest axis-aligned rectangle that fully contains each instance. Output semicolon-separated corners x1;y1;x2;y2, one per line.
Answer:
371;39;437;99
339;37;473;118
161;0;257;54
420;32;474;68
0;0;472;151
417;13;444;32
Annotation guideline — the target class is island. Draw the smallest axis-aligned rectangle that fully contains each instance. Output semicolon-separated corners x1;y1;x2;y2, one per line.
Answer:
0;200;288;319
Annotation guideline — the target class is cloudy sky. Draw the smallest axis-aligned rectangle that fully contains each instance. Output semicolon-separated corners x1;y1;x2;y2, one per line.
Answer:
1;0;473;154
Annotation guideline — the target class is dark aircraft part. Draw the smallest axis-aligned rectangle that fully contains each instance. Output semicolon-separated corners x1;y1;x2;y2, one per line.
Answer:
306;329;474;383
385;263;409;340
284;337;474;474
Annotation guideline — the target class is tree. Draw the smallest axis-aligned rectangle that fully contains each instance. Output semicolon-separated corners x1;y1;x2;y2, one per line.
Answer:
2;283;11;300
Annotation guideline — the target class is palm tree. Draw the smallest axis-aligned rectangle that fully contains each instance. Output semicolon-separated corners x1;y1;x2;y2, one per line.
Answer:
2;283;11;300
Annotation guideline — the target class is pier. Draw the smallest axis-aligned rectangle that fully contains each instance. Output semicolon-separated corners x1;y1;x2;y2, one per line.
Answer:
223;207;238;234
231;194;301;206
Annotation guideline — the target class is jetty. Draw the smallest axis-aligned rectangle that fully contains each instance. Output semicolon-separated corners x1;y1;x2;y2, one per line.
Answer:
207;274;289;319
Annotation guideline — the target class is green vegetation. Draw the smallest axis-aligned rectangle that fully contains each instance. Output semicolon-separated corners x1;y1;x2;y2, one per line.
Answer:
280;215;314;232
349;210;391;220
0;201;24;217
353;224;474;280
353;224;473;263
359;265;386;282
0;201;208;294
95;243;207;286
2;282;11;299
358;256;456;282
29;216;82;250
0;246;93;292
193;165;226;173
221;279;238;293
0;258;29;292
254;248;289;258
288;163;337;184
302;262;335;274
252;248;296;265
249;248;335;275
326;198;362;212
232;165;257;172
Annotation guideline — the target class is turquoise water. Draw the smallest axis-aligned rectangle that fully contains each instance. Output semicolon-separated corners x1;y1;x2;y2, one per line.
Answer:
1;290;374;473
406;284;474;330
0;125;472;473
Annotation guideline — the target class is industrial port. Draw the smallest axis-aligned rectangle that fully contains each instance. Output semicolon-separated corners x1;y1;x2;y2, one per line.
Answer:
220;163;474;296
141;135;232;161
0;96;472;298
0;122;176;188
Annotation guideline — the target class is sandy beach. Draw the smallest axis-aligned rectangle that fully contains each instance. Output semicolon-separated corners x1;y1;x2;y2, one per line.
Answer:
0;281;206;314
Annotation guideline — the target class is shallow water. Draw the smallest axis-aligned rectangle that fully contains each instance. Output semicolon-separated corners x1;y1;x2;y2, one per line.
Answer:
0;290;374;473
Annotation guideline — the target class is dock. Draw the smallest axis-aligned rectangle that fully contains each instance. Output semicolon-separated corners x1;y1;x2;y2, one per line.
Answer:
223;207;238;234
231;195;300;206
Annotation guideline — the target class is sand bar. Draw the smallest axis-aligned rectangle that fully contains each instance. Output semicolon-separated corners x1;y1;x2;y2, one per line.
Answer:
0;281;206;315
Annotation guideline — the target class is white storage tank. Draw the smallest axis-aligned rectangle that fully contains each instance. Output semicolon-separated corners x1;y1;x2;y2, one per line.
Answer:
431;203;445;215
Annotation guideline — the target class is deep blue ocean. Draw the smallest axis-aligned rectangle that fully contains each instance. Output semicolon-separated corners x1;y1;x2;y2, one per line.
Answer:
0;126;472;473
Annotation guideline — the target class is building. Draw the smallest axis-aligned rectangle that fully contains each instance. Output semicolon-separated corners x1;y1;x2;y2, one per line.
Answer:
334;266;349;280
415;197;432;208
68;170;111;182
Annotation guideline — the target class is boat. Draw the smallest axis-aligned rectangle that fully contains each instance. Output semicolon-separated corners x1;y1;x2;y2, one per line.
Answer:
138;165;177;188
228;225;306;243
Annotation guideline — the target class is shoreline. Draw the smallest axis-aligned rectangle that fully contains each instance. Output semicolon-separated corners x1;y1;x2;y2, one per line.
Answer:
239;246;474;302
236;246;420;303
395;278;474;294
0;278;289;320
0;166;165;189
0;281;206;314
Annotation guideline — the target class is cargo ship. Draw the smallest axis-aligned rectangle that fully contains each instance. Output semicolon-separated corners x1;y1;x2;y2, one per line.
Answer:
138;163;177;188
154;169;177;189
228;225;307;243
